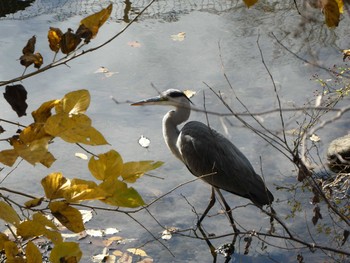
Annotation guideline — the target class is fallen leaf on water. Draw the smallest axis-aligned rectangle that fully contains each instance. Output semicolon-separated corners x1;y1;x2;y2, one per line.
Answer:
138;135;150;148
170;32;186;41
310;134;321;142
75;152;88;160
94;66;118;77
128;41;141;47
343;49;350;61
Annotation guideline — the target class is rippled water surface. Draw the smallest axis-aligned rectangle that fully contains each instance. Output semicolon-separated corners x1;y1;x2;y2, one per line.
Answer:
1;1;349;262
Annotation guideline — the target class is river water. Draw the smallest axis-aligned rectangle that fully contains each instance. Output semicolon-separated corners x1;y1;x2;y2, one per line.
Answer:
0;0;349;262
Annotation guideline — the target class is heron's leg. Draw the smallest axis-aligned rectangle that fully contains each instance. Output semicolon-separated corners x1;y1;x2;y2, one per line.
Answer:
215;189;239;234
197;187;216;226
195;222;217;262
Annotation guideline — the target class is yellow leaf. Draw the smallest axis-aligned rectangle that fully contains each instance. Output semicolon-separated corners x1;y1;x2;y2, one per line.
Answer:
17;220;46;239
4;240;24;262
335;0;343;13
63;179;106;203
24;198;43;208
19;124;53;144
32;99;58;123
0;201;20;226
44;113;108;145
48;27;63;53
0;149;18;166
88;150;123;181
323;0;340;27
0;232;10;250
98;179;145;208
26;241;42;263
32;212;58;230
243;0;259;8
12;136;55;167
49;201;85;233
127;248;148;257
49;242;82;263
121;161;163;183
77;4;113;40
41;172;71;200
55;89;90;115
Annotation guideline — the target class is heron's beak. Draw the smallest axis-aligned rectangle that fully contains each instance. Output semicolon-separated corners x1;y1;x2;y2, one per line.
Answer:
131;96;166;106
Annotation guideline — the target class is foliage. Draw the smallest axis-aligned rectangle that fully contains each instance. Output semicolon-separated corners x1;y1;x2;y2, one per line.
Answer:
0;3;163;262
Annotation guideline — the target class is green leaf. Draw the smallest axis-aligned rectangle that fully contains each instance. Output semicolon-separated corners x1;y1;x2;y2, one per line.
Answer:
98;179;145;208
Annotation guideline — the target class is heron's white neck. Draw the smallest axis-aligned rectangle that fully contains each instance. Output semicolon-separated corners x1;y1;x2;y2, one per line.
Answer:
162;103;191;161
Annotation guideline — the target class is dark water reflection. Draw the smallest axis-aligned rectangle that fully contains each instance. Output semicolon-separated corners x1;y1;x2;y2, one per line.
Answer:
0;1;349;262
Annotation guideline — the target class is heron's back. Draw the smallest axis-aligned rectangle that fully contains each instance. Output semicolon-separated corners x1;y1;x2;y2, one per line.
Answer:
178;121;274;206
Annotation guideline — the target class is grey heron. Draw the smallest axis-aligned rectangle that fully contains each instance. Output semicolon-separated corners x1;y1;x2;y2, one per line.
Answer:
132;89;274;225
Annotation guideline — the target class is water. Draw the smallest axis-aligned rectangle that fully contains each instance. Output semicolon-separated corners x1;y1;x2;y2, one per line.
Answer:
0;1;349;262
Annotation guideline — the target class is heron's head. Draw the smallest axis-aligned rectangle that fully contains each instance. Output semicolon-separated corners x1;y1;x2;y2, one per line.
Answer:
131;89;193;107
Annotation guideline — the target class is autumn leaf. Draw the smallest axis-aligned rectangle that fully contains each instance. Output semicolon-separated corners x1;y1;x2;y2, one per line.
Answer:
0;149;18;166
50;242;82;263
60;28;81;54
49;201;85;233
26;241;42;263
63;178;106;203
44;113;108;145
4;240;24;262
41;172;71;200
48;27;63;53
55;89;90;115
88;150;123;181
22;35;36;55
24;198;43;209
127;248;148;257
170;32;186;41
3;84;28;117
0;201;20;226
98;178;145;208
76;3;113;42
121;161;163;183
322;0;340;27
0;233;10;251
243;0;259;8
17;220;47;239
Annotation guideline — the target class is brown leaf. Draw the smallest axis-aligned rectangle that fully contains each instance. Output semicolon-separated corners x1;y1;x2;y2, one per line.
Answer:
4;84;28;117
342;49;350;61
22;35;36;55
48;27;63;53
60;29;81;54
312;205;322;225
20;53;43;69
322;0;340;27
341;229;349;246
78;4;113;40
75;24;93;44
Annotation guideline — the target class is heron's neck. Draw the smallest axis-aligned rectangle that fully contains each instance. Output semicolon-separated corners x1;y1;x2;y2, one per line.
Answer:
162;105;191;161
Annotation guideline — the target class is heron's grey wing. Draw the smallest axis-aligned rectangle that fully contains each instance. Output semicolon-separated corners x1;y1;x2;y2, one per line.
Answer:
178;121;273;206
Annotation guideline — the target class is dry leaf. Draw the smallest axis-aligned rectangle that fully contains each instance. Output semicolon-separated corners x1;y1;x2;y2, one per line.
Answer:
48;27;63;53
138;135;150;148
60;28;82;54
22;35;36;55
3;84;28;117
170;32;186;41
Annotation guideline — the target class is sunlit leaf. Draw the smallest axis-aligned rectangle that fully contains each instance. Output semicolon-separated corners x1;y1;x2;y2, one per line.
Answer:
45;113;108;145
12;136;55;167
48;27;63;53
103;236;123;247
243;0;259;7
183;89;196;99
33;212;58;230
24;198;43;209
55;89;90;115
98;179;145;208
88;150;123;181
0;233;10;250
121;161;163;183
60;29;81;54
22;35;36;55
4;84;28;117
127;248;148;257
335;0;343;13
49;242;82;263
26;241;42;263
19;124;53;144
0;201;20;226
323;0;340;27
41;172;71;200
342;49;350;61
77;3;113;42
63;179;106;203
0;149;18;166
32;99;59;123
49;201;85;233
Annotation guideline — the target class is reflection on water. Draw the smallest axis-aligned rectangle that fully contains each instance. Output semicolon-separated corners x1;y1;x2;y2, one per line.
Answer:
0;0;349;262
